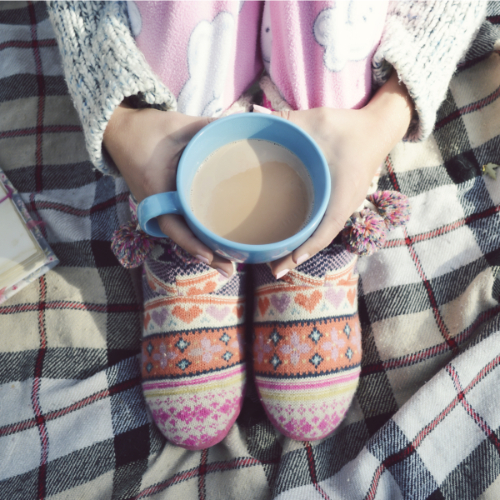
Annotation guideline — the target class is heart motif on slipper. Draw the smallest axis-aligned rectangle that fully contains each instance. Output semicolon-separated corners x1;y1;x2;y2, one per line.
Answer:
206;305;230;321
151;308;168;326
172;305;203;323
233;305;244;319
271;294;291;314
258;297;270;316
294;290;322;313
347;288;356;306
325;288;345;308
144;312;152;330
187;281;217;296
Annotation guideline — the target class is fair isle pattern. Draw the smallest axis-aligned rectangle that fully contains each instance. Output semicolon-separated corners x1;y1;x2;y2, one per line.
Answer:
254;254;358;323
144;260;234;298
257;368;360;441
142;326;245;379
253;317;361;378
142;239;246;449
253;244;354;287
144;365;245;450
146;252;217;287
143;267;246;332
253;251;360;441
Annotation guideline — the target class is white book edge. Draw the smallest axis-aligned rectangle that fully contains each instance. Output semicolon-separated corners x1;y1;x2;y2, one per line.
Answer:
0;172;58;303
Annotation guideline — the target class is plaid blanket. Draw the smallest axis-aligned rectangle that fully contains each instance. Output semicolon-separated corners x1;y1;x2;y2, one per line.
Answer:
1;2;500;499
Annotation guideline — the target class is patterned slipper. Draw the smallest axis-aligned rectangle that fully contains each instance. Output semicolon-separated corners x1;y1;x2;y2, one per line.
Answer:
112;197;247;450
253;246;361;441
141;245;247;450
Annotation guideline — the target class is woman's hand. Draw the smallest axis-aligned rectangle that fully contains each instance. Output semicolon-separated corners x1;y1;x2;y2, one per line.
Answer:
103;105;234;277
255;71;414;278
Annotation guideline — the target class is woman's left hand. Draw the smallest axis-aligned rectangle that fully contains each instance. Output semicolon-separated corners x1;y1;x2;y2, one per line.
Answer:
254;70;414;278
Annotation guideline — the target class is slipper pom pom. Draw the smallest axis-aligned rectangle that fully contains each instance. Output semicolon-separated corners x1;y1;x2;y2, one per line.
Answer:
111;221;154;268
368;191;410;229
342;209;387;256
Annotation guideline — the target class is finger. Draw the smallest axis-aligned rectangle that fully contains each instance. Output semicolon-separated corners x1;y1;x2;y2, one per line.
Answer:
270;220;342;279
298;207;346;255
270;203;349;279
210;254;234;279
292;182;359;265
253;104;340;279
269;173;354;277
269;215;341;279
157;214;234;277
291;165;366;266
157;214;212;262
300;200;354;268
269;253;297;279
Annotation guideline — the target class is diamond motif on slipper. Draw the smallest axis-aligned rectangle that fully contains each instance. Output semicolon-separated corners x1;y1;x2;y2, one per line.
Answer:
253;317;361;441
308;328;323;344
142;325;247;450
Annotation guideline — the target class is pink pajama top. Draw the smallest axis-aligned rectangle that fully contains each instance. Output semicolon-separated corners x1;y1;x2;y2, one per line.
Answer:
127;1;388;116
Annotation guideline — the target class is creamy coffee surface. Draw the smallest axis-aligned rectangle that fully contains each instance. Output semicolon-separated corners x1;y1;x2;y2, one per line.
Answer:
190;139;313;245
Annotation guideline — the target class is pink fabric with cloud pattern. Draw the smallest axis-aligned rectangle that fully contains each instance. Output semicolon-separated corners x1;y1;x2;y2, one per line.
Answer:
127;0;387;115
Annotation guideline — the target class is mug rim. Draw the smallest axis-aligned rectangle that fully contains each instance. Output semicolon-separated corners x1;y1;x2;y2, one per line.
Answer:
177;113;331;252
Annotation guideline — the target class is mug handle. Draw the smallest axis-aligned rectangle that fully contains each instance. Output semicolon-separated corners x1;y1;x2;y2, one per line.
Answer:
137;192;182;237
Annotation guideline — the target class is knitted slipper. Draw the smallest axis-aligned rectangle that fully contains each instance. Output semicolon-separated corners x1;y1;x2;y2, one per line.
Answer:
252;246;360;441
112;198;247;450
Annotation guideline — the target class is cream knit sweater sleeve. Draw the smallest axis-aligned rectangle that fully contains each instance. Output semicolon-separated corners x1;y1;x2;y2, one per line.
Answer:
47;1;176;176
373;1;487;142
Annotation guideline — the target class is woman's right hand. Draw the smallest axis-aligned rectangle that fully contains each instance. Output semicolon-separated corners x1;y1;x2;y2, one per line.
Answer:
103;104;234;277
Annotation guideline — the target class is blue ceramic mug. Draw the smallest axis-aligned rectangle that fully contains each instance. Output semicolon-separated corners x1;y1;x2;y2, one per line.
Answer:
137;113;331;264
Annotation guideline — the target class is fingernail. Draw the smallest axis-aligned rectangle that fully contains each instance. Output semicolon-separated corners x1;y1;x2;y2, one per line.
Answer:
252;104;272;114
296;253;309;266
216;268;229;279
196;254;210;265
276;269;289;280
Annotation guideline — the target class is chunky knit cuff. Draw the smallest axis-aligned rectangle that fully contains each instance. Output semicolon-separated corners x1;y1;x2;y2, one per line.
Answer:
47;1;176;176
373;0;487;142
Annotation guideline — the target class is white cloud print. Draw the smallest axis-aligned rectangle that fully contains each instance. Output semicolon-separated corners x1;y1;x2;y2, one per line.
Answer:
313;1;387;73
177;12;235;117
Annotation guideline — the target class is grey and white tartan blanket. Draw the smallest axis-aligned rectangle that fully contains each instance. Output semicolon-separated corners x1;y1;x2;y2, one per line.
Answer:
1;2;500;499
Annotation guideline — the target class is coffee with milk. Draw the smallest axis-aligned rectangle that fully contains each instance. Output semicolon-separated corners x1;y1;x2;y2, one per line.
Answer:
190;139;314;245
